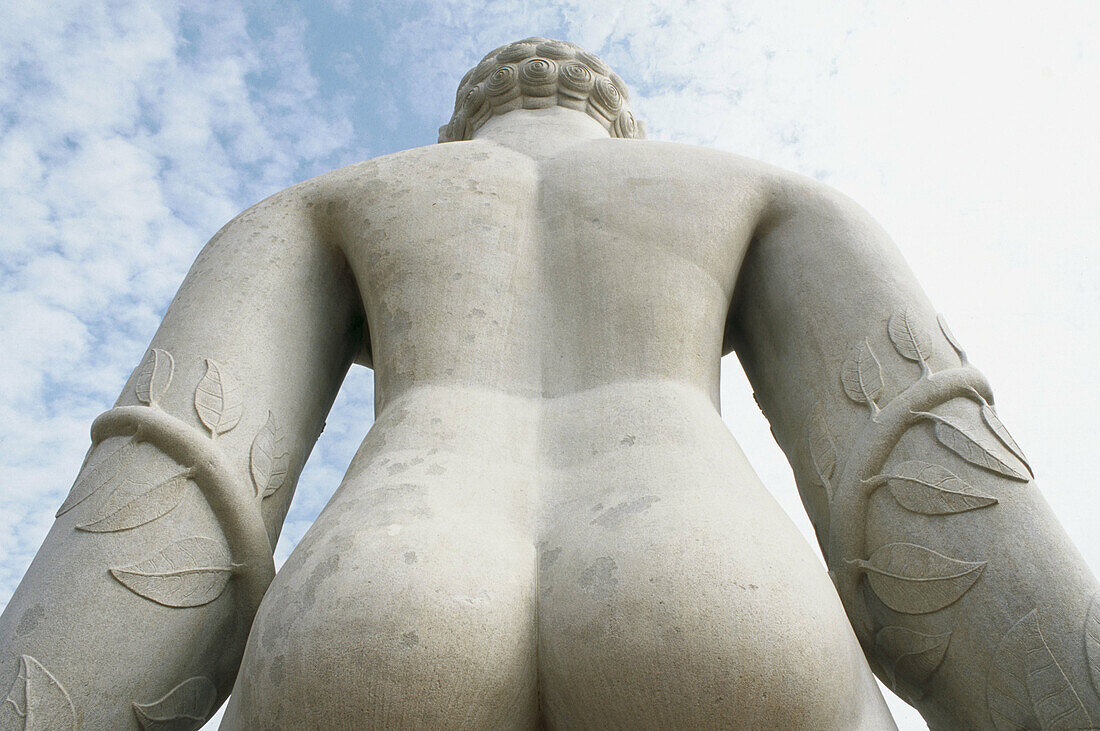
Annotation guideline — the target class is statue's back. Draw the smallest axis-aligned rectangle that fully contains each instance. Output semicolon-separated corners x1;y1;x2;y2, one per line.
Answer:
333;136;757;405
221;133;896;728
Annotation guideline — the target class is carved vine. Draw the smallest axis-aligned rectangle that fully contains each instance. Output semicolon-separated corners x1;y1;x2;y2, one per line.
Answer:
38;350;296;727
809;310;1039;699
71;352;279;619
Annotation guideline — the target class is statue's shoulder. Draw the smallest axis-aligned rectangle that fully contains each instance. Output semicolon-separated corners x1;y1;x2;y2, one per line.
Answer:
549;138;798;195
215;142;512;228
580;138;770;169
580;140;875;231
627;142;871;223
302;140;531;192
545;139;818;220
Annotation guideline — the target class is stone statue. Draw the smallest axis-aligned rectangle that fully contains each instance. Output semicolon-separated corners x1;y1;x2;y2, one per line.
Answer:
1;37;1097;730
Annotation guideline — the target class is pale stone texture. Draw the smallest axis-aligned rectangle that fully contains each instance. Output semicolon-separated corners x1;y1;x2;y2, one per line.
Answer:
2;38;1097;730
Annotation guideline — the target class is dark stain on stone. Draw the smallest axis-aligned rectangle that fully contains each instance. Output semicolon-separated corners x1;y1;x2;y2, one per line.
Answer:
579;557;618;599
591;496;661;529
401;631;419;647
301;553;342;611
540;547;562;570
16;604;45;634
314;553;341;583
404;551;418;564
362;484;433;527
269;654;285;685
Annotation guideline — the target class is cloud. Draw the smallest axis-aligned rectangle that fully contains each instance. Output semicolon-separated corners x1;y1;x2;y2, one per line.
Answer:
0;0;360;602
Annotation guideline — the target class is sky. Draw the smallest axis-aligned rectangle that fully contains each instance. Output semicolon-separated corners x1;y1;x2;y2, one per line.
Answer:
0;1;1096;729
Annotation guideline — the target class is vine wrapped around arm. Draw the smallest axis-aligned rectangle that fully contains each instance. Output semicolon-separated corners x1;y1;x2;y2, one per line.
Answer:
0;189;363;730
731;181;1100;729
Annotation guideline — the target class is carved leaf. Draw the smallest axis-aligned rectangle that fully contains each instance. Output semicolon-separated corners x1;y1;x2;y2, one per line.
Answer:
250;411;288;499
850;542;986;615
841;339;884;412
135;349;174;407
988;609;1090;731
111;537;233;608
4;655;76;729
1085;593;1100;700
133;675;217;731
56;437;140;517
918;411;1029;482
805;401;837;500
937;313;968;362
1027;635;1091;730
76;470;194;533
981;404;1033;478
878;460;997;515
875;626;951;690
888;307;933;370
194;359;243;436
269;455;289;499
988;612;1039;729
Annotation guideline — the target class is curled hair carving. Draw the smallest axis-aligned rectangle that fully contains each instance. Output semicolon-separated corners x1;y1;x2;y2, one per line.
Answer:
439;38;645;143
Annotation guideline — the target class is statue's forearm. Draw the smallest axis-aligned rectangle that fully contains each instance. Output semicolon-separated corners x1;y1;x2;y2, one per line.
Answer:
731;184;1100;729
0;194;363;729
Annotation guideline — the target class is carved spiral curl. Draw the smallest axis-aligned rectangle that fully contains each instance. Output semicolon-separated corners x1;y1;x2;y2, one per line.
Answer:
439;37;645;143
612;109;638;139
559;61;595;97
498;43;537;64
589;76;624;122
462;83;491;127
487;64;520;98
469;55;499;86
577;50;611;76
536;40;575;59
609;72;630;100
519;58;558;96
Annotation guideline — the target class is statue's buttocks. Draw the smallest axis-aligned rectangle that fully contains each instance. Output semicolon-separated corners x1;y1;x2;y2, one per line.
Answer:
222;137;894;727
228;382;891;727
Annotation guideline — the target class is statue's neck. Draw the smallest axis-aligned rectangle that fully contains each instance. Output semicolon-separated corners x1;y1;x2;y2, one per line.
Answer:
470;107;610;159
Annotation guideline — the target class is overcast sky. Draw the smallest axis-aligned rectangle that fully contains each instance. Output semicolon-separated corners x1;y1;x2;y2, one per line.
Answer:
0;2;1096;728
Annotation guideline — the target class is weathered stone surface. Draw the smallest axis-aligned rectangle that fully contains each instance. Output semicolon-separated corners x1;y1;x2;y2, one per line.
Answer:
1;38;1097;730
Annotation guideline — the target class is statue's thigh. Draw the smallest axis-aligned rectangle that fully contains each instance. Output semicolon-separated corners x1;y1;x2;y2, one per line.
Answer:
537;473;893;730
223;476;538;729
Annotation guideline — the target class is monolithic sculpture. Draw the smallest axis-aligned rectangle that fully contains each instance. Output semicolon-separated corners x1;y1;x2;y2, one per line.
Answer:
2;37;1097;730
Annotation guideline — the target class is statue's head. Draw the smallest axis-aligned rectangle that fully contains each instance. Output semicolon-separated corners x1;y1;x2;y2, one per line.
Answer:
439;37;645;143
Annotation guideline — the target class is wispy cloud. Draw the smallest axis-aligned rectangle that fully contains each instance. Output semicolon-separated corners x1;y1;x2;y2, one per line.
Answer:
0;0;359;596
